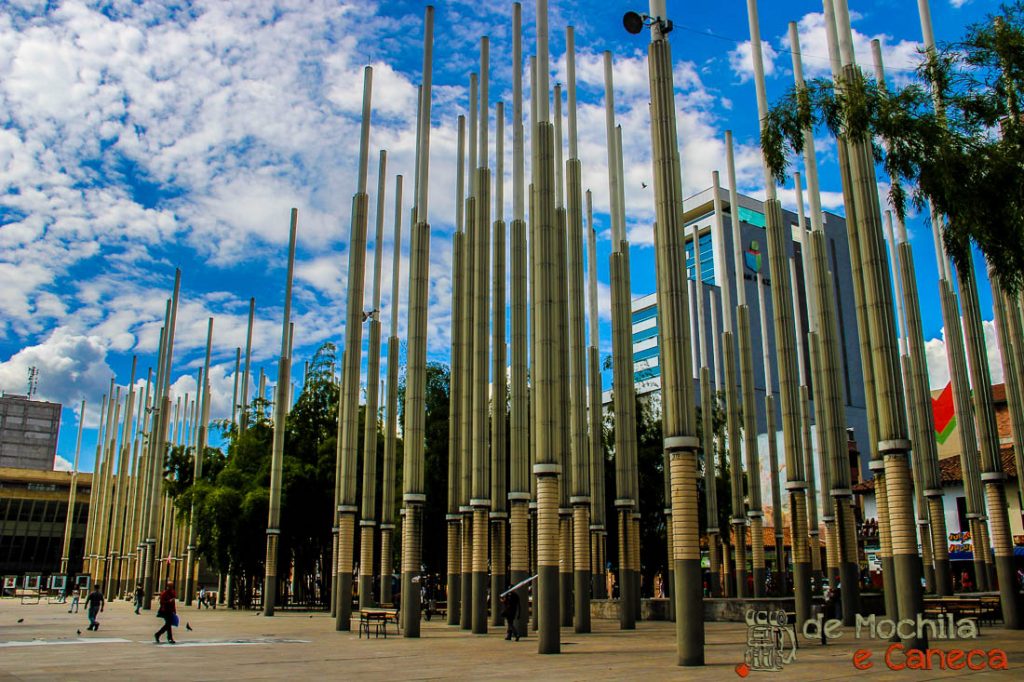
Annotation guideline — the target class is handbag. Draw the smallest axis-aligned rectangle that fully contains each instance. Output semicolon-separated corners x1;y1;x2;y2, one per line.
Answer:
171;613;179;627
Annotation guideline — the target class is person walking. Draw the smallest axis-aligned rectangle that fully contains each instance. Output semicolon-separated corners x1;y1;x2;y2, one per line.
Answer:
84;583;104;631
198;586;206;609
68;586;80;613
501;589;520;642
154;581;177;644
134;583;144;614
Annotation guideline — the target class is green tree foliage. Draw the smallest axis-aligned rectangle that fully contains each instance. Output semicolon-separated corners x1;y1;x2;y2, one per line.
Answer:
760;2;1024;291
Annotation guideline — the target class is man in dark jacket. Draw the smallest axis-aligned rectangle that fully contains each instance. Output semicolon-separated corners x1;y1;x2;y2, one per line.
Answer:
501;590;520;641
84;583;104;631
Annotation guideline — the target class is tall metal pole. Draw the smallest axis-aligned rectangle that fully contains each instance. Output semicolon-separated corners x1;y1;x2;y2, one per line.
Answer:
829;0;923;643
508;2;532;639
265;208;298;616
643;0;702;663
185;320;213;605
447;116;466;626
335;68;373;632
381;174;403;608
746;0;811;624
726;132;759;596
564;25;591;634
490;101;509;628
694;218;720;598
144;270;180;608
603;50;639;632
711;170;743;598
239;299;255;433
755;265;784;589
460;72;478;633
60;400;86;578
359;153;388;610
533;0;562;654
401;4;433;637
585;190;607;602
471;36;492;636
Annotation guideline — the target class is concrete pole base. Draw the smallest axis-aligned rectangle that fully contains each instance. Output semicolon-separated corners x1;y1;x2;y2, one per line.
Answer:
560;572;573;627
447;571;460;625
510;569;529;639
619;569;636;630
472;571;488;634
537;564;560;654
491;573;505;627
995;555;1022;629
674;558;704;666
331;573;339;618
881;556;899;618
923;561;936;595
749;568;762;598
793;561;811;626
841;561;861;627
709;570;720;598
460;571;473;630
336;574;352;631
358;575;374;610
574;570;591;633
263;575;277;617
934;558;952;597
893;554;927;651
401;570;421;637
667;568;676;620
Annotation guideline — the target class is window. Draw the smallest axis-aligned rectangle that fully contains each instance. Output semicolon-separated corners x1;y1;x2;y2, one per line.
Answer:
684;231;715;284
738;206;766;228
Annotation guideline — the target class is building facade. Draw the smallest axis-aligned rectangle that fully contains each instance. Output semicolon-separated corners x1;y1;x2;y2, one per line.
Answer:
0;394;62;471
610;186;871;480
0;467;91;576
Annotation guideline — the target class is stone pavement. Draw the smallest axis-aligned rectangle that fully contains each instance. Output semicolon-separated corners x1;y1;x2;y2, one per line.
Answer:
1;598;1022;680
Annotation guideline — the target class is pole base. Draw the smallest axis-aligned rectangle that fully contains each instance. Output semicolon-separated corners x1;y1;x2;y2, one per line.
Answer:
674;558;704;666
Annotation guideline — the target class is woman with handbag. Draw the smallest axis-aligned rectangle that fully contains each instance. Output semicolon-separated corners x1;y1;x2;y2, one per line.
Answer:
154;581;178;644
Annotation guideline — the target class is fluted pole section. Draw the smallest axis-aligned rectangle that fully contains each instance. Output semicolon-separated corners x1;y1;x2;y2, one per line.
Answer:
490;101;508;628
645;8;702;663
185;321;213;605
358;153;388;610
747;0;810;623
401;5;433;637
447;117;466;626
264;209;297;616
335;68;373;631
144;271;180;609
829;0;922;644
60;400;86;579
381;173;403;608
586;190;607;601
564;25;590;634
508;1;531;639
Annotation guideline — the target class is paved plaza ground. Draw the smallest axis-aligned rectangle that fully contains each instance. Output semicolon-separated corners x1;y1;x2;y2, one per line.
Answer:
1;597;1023;680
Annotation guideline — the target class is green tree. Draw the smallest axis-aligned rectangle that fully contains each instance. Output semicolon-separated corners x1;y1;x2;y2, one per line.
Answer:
760;2;1024;291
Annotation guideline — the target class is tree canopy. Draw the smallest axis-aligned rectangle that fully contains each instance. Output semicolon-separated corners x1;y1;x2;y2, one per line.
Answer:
760;2;1024;291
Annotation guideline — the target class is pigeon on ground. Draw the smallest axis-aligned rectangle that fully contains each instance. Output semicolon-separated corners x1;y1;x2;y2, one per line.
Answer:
17;618;24;623
186;623;193;631
77;629;82;636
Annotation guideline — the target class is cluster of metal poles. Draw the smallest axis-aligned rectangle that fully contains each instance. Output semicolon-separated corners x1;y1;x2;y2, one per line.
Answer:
58;0;1024;665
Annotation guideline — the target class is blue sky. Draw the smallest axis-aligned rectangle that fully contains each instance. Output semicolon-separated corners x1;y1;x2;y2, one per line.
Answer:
0;0;1001;473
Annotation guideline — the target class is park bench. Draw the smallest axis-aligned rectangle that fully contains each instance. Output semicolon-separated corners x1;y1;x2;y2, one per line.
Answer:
922;596;982;632
359;608;400;639
424;600;446;621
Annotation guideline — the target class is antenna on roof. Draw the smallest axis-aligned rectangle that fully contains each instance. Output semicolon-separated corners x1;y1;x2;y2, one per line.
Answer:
27;367;39;399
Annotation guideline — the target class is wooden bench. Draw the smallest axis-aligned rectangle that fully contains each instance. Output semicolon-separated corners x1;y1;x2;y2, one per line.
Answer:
359;608;400;639
922;597;982;633
423;600;446;621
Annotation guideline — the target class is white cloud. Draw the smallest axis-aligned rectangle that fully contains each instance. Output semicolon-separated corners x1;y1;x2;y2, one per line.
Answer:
923;319;1004;390
783;12;923;86
54;454;73;472
728;40;779;83
0;329;114;408
950;0;970;8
